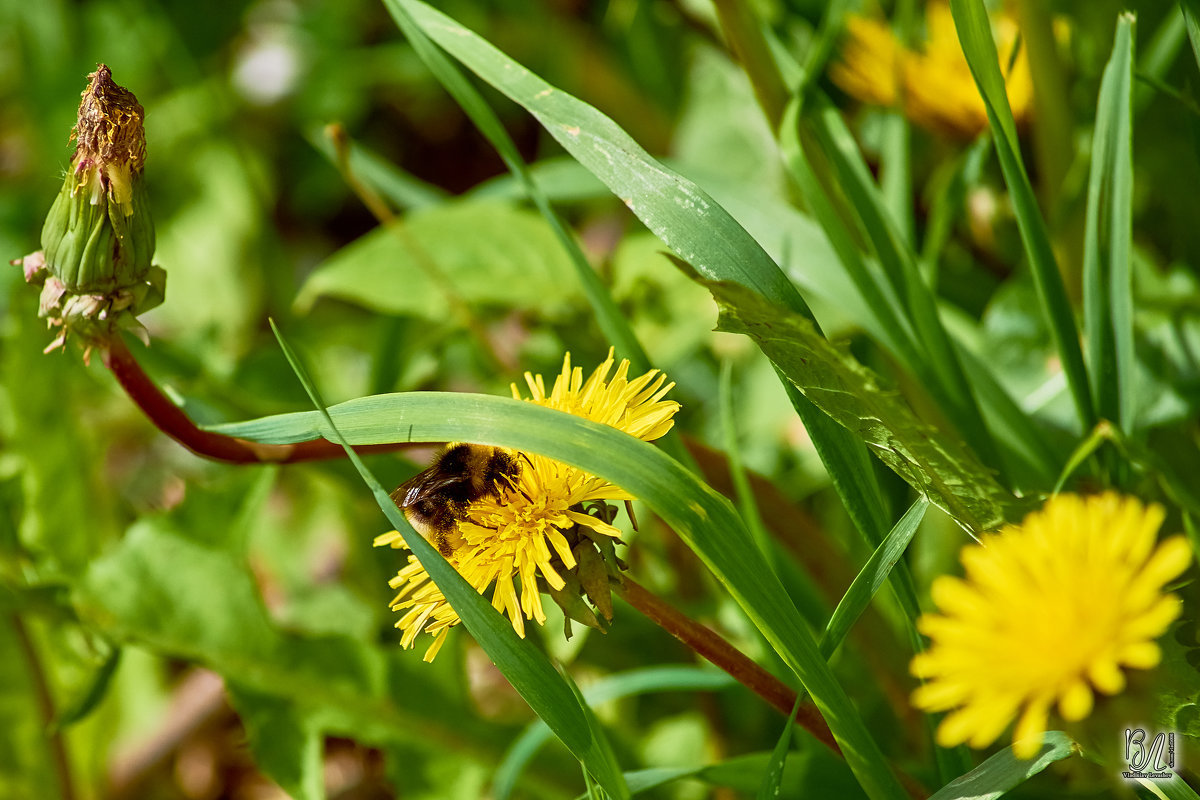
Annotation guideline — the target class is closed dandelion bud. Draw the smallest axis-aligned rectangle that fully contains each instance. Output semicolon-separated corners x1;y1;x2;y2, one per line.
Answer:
16;64;165;354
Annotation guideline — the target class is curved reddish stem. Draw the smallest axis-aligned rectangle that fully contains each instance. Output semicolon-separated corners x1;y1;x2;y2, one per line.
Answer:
101;336;407;463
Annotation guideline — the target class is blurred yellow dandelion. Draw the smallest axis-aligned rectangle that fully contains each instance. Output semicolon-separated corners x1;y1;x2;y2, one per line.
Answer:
375;349;679;661
831;1;1032;138
911;493;1193;758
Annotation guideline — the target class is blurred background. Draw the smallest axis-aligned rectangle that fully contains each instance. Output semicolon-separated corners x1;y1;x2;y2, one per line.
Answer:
2;0;1198;798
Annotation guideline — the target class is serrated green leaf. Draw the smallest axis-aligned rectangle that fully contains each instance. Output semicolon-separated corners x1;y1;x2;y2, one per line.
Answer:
295;201;580;316
698;277;1022;533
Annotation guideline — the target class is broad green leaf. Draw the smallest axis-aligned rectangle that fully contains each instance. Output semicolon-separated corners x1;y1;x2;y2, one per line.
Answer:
209;391;910;800
392;0;894;548
227;684;324;800
75;520;513;762
819;498;928;659
494;667;734;800
1082;15;1136;432
948;0;1094;432
2;292;118;575
295;201;580;317
926;732;1077;800
697;277;1022;533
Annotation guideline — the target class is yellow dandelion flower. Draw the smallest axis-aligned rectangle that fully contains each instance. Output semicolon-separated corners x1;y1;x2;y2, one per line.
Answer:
911;493;1194;759
375;349;679;661
831;1;1032;138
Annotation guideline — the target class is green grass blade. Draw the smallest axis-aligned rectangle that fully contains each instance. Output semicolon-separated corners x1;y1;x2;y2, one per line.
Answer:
710;0;788;128
794;99;1002;473
797;0;855;94
305;125;448;211
926;732;1077;799
1134;773;1200;800
572;768;702;799
757;697;801;800
819;498;928;659
779;101;918;365
269;325;631;800
957;346;1060;489
494;667;733;800
396;0;892;552
720;360;772;567
1082;14;1137;433
1135;8;1187;114
1184;0;1200;76
948;0;1095;433
211;391;909;800
381;0;647;373
879;111;914;246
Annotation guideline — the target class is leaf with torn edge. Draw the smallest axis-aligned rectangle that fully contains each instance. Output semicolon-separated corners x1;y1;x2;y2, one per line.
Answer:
697;275;1026;534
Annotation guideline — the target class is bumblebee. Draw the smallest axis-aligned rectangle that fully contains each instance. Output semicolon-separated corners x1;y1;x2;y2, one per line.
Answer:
391;443;521;556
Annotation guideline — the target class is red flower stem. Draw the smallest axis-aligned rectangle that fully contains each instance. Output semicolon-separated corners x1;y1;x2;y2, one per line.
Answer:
101;336;406;464
616;576;836;750
617;578;927;798
12;614;77;800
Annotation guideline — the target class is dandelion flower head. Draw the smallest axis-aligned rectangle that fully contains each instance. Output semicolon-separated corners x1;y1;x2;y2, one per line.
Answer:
375;349;679;661
830;1;1032;138
911;493;1193;759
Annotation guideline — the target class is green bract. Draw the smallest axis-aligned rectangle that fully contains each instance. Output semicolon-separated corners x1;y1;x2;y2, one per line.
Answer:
17;64;164;353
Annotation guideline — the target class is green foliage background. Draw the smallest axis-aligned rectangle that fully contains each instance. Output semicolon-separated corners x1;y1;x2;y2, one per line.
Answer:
1;0;1199;798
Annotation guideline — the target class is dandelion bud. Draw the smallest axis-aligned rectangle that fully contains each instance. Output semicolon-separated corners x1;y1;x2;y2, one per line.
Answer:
16;64;165;354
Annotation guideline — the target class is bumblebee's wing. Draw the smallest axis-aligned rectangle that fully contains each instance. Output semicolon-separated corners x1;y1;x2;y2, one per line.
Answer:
391;468;471;509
